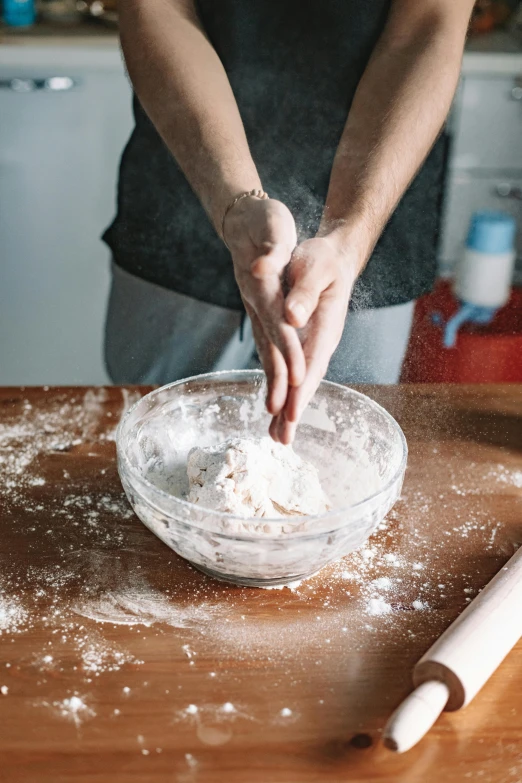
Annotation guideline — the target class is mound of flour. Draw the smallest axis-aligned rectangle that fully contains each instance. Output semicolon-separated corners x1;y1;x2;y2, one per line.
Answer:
187;438;330;518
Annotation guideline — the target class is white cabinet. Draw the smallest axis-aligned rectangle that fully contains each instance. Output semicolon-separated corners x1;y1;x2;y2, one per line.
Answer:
0;45;133;385
451;75;522;170
440;62;522;278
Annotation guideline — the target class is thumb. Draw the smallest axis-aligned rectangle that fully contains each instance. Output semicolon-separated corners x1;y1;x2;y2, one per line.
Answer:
285;262;332;329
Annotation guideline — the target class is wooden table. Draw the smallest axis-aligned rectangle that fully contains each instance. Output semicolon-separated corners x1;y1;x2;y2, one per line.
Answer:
1;385;521;783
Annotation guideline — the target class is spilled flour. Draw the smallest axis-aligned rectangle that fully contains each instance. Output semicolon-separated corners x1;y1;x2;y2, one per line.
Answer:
366;597;393;617
73;586;224;629
176;701;254;723
0;386;521;753
42;695;96;728
77;636;143;675
0;593;29;634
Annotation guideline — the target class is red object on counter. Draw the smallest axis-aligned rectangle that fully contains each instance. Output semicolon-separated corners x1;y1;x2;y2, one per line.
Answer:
401;281;522;383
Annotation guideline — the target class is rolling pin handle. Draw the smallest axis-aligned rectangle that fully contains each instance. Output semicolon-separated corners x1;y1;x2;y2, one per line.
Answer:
382;680;450;753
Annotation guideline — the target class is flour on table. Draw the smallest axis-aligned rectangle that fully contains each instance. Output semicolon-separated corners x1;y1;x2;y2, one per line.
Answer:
42;695;96;728
366;597;392;616
187;438;330;518
73;586;224;628
0;592;29;634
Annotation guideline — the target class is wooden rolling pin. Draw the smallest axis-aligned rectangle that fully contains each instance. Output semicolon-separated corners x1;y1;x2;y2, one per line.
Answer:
383;544;522;753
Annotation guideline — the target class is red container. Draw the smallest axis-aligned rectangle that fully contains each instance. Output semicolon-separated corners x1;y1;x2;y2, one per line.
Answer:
401;281;522;383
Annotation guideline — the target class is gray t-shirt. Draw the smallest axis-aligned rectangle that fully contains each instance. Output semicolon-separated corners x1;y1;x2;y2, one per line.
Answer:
103;0;447;311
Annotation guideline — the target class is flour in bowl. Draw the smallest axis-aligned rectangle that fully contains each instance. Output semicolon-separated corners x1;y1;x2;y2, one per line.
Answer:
187;438;330;518
117;377;406;584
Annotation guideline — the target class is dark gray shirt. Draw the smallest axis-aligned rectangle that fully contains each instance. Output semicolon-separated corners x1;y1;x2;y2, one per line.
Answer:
103;0;447;311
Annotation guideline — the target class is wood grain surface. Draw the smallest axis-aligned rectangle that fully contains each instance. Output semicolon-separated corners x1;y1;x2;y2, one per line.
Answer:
0;384;521;783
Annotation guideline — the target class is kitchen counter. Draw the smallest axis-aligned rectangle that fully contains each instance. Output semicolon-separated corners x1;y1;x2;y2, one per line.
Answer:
0;19;120;67
0;384;521;783
0;18;117;45
463;30;522;74
2;20;522;72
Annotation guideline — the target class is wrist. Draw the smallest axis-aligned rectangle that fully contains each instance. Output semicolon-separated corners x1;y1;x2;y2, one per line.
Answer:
222;189;268;247
208;173;264;240
317;219;370;276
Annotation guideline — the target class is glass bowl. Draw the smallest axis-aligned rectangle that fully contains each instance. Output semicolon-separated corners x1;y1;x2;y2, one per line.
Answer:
116;370;407;587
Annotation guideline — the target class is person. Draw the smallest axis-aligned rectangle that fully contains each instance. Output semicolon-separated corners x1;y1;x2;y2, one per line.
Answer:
103;0;475;443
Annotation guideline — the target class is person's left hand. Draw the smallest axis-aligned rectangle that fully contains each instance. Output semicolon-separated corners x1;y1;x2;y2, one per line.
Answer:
269;234;361;444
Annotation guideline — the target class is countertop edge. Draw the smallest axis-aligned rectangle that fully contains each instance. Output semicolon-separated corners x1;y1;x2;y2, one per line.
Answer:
462;50;522;75
0;40;123;68
1;34;522;73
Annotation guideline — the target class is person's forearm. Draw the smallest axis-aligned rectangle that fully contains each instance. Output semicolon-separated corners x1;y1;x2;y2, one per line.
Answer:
321;0;474;270
119;0;261;234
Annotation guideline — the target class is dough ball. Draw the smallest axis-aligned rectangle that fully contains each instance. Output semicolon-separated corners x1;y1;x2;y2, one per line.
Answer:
187;437;330;518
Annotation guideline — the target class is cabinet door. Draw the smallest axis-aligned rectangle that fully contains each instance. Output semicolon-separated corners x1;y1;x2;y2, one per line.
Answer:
439;172;522;272
452;75;522;171
0;66;133;385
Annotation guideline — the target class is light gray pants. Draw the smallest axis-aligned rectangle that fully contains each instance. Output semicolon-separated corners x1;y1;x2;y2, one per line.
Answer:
105;263;414;386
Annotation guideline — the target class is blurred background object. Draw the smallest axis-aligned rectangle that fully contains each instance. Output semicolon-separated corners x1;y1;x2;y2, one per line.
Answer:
402;209;522;383
407;2;522;384
451;211;517;336
469;0;515;36
0;7;131;384
2;0;36;27
76;0;117;26
38;0;81;24
401;282;522;383
509;1;522;41
0;3;520;385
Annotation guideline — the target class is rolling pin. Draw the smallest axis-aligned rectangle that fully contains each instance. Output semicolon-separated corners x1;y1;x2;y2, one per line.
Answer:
383;544;522;753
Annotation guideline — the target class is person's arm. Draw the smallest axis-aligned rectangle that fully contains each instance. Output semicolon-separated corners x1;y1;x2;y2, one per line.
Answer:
119;0;305;409
272;0;475;443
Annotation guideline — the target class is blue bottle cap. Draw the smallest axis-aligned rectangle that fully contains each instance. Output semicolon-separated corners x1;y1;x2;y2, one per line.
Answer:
2;0;35;27
466;211;516;254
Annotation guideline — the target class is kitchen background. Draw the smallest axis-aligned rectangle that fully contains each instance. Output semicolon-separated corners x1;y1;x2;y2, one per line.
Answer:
1;0;522;386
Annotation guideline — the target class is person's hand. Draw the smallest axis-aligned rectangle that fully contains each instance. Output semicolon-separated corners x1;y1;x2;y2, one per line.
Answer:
224;196;306;416
269;234;360;444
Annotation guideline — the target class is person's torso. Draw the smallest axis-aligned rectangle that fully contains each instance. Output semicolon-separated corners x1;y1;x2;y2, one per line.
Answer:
196;0;390;220
104;0;445;310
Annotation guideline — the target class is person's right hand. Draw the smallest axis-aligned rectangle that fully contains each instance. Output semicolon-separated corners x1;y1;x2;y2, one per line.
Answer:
223;196;306;417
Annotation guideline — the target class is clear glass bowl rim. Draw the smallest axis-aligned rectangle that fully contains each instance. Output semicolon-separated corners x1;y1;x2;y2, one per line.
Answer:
116;370;408;526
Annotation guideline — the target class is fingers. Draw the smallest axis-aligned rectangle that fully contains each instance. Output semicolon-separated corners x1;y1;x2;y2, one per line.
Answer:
230;198;305;416
286;300;342;422
269;410;297;445
247;307;289;416
285;249;334;329
265;349;290;415
238;251;306;390
269;321;305;389
275;293;346;444
251;274;306;389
